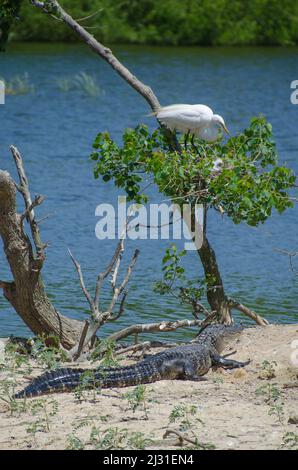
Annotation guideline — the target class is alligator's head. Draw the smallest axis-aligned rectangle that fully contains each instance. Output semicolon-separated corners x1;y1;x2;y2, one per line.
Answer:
214;325;244;353
197;324;244;353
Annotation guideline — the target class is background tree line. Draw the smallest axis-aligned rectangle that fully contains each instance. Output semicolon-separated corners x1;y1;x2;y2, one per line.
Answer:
3;0;298;47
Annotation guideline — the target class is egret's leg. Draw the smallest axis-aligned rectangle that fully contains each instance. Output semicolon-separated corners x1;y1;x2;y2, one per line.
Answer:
191;134;199;155
184;130;190;150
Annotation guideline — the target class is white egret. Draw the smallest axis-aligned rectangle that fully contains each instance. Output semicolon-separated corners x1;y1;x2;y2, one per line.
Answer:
154;104;229;149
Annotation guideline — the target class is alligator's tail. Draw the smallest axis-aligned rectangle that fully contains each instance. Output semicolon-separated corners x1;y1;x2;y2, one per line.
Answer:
14;362;161;399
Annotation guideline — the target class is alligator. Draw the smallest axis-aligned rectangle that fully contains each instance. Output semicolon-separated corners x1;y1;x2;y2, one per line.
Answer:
14;324;249;399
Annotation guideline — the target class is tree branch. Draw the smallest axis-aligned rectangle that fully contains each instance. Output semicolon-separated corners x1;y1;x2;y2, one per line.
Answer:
275;248;298;276
94;239;124;309
113;340;179;358
68;249;95;314
31;0;160;111
10;145;45;267
163;429;199;447
30;1;45;8
108;248;140;314
105;318;203;343
228;298;269;326
68;239;139;359
20;194;45;222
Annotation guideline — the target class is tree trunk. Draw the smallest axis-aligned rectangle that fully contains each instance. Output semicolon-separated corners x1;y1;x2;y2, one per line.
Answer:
188;207;232;323
197;235;232;324
0;170;83;348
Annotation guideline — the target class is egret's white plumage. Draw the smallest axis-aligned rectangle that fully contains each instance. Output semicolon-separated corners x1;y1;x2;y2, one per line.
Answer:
155;104;229;143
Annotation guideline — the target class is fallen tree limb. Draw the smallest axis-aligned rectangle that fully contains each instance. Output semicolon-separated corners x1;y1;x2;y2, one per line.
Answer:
113;340;180;358
228;298;269;326
105;319;203;344
163;429;197;446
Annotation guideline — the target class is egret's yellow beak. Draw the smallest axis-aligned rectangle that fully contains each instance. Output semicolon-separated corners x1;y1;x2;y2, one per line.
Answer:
222;124;230;135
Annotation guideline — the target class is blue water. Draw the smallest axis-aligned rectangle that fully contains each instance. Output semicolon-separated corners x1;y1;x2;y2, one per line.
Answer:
0;43;297;340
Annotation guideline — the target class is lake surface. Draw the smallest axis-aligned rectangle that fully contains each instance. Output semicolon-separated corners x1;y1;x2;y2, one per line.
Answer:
0;43;297;340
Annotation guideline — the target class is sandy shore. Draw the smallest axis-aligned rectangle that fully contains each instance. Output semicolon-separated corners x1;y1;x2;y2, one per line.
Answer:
0;324;297;450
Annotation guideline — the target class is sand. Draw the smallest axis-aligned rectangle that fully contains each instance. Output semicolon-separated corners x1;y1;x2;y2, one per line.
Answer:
0;324;297;450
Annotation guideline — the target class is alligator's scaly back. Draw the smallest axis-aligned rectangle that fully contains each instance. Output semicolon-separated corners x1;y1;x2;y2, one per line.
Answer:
14;325;248;399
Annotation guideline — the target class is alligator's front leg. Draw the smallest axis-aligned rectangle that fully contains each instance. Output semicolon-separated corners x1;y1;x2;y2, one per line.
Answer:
183;363;208;382
211;353;250;370
160;358;208;381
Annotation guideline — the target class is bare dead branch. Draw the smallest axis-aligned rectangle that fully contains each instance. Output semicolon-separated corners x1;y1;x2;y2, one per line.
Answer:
106;318;203;343
36;213;54;224
10;145;45;265
74;8;103;23
109;290;128;322
31;0;160;111
113;341;152;357
108;248;140;313
20;194;45;222
163;429;198;447
68;249;95;313
73;320;90;360
94;239;124;309
113;340;181;358
68;239;139;359
275;248;298;276
283;382;298;389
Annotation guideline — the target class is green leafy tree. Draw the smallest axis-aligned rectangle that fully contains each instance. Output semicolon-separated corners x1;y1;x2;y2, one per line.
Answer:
91;117;295;323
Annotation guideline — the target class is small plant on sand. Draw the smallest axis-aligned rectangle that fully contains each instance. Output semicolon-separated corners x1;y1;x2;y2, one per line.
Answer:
68;417;153;450
92;426;128;449
268;403;285;424
67;433;85;450
127;432;154;450
91;339;120;367
29;398;59;431
25;398;59;447
282;432;298;450
96;427;153;450
74;370;99;402
169;404;203;431
255;383;285;424
0;377;27;415
0;341;33;415
31;335;68;370
255;382;281;403
124;385;149;419
166;404;214;450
